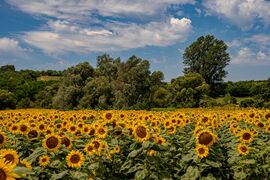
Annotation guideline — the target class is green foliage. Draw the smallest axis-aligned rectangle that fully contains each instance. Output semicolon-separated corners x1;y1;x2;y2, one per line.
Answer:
169;72;210;107
239;98;255;108
183;35;230;85
223;93;237;105
52;62;94;109
152;87;171;107
0;89;16;109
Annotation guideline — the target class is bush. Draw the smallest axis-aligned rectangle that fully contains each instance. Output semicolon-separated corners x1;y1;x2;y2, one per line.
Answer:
0;89;17;109
199;95;219;107
239;98;255;108
223;93;237;105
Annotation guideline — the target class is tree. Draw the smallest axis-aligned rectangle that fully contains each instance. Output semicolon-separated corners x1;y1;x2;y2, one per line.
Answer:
169;73;210;107
183;35;230;86
0;89;17;109
52;62;94;109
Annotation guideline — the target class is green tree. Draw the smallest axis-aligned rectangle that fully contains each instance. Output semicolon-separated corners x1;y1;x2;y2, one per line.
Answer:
183;35;230;86
0;89;17;109
52;62;94;109
169;73;210;107
79;76;112;109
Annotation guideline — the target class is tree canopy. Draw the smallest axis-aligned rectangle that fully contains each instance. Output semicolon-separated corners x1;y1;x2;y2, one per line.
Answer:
183;35;230;85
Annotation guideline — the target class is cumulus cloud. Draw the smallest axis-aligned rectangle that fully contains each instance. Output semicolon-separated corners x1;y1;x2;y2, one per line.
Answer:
8;0;194;20
23;18;192;53
203;0;270;29
0;37;24;52
231;47;270;65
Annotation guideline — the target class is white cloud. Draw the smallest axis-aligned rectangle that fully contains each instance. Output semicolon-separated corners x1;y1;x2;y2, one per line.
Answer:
0;38;24;52
8;0;194;20
256;51;266;61
247;34;270;45
231;47;270;65
226;39;242;48
203;0;270;29
23;18;192;53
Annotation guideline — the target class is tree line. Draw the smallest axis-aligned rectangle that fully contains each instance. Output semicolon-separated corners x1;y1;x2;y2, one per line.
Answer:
0;35;269;110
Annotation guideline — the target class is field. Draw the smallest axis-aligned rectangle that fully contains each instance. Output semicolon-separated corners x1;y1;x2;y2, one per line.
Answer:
1;108;270;179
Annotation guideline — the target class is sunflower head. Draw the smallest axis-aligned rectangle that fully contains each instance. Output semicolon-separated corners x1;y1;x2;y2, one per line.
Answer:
133;124;150;142
42;134;61;152
196;130;217;147
0;149;20;167
84;143;95;156
237;144;249;156
66;150;85;169
239;130;253;144
0;158;20;180
20;159;32;170
97;126;107;139
0;132;6;148
38;155;50;167
196;144;209;158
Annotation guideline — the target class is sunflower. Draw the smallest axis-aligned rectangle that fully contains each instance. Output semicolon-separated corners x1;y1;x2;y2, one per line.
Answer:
0;131;6;148
0;149;19;167
0;158;19;180
91;139;102;150
237;144;249;156
38;155;50;167
19;124;29;135
37;123;46;132
96;126;108;139
166;126;176;135
66;150;85;169
265;125;270;133
67;124;77;134
147;149;157;156
88;126;96;136
27;129;40;139
42;134;61;152
196;144;209;158
9;125;18;134
84;143;95;156
154;135;165;145
20;159;32;170
103;111;113;121
113;146;121;154
164;120;171;129
61;136;72;149
196;130;217;147
239;130;253;144
133;124;150;142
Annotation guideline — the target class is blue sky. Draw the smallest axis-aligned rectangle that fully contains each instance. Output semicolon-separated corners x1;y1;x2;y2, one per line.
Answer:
0;0;270;82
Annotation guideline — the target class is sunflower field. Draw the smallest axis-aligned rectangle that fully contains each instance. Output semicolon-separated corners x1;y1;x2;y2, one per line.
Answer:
1;108;270;179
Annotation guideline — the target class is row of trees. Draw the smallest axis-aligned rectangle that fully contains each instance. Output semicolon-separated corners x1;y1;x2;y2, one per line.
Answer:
0;35;269;110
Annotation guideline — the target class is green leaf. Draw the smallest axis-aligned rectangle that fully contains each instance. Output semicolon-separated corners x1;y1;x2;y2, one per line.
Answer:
51;170;68;180
181;166;200;180
142;141;151;149
120;160;133;171
135;169;148;180
25;147;45;163
70;171;88;179
205;160;222;168
89;162;99;170
127;164;144;174
13;167;33;176
49;160;62;169
240;159;256;165
128;149;142;158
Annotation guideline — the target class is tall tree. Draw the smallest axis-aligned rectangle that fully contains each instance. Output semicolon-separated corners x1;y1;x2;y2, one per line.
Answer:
183;35;230;86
